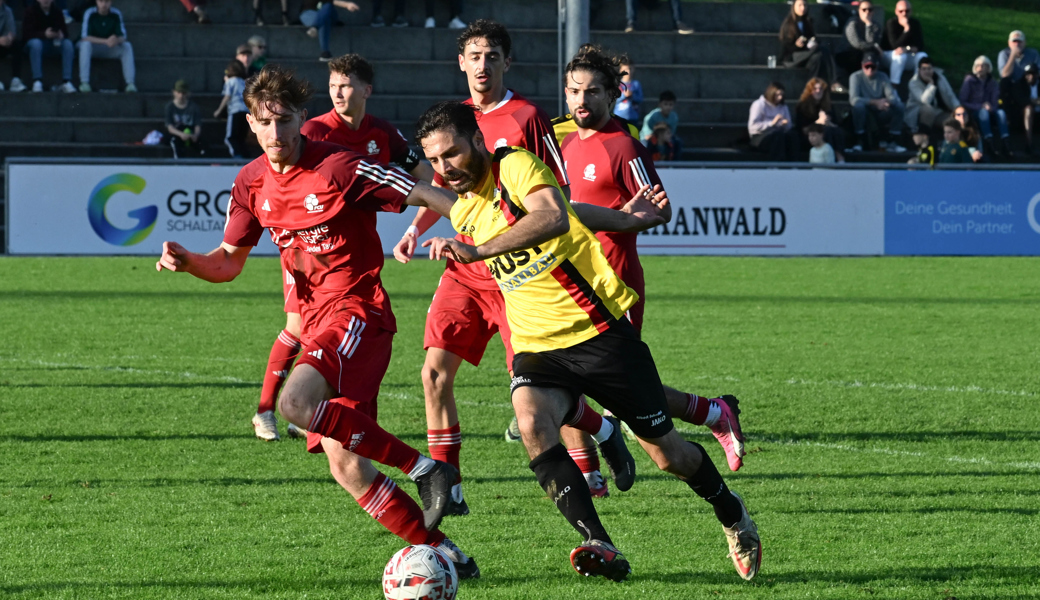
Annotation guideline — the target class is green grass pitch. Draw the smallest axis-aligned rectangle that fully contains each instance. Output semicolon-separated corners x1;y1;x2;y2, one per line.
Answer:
1;255;1038;599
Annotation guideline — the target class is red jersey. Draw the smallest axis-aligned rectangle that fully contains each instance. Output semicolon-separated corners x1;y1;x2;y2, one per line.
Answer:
560;118;662;321
302;111;421;171
223;140;415;341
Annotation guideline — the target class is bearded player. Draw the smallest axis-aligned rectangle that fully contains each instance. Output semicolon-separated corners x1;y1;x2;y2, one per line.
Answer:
250;53;436;442
156;65;479;577
417;100;761;582
392;20;631;508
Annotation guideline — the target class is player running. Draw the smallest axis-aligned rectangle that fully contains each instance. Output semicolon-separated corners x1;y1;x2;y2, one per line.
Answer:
393;20;628;506
558;45;748;472
156;65;478;577
417;100;762;582
251;53;435;442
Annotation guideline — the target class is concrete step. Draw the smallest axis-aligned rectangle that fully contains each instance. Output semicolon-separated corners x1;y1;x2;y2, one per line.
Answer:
0;141;173;160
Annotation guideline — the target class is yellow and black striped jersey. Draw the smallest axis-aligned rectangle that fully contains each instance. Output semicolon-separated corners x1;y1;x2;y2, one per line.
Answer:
449;146;638;354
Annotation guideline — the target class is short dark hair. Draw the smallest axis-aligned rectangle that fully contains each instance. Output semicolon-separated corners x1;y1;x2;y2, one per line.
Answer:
328;53;374;85
457;19;511;58
415;100;481;145
659;90;677;103
806;123;826;135
225;60;247;79
917;56;934;69
244;64;314;115
565;44;626;102
943;117;962;131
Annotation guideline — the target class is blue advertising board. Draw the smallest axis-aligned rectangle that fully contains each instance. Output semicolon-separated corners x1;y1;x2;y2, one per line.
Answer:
885;171;1040;255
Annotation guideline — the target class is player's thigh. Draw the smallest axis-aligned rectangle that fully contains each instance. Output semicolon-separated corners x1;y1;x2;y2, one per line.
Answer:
424;276;498;367
294;314;393;404
321;436;380;498
473;287;514;372
285;311;302;337
510;384;575;459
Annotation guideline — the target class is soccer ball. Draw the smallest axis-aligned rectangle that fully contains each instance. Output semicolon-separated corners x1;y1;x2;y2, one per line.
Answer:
382;544;458;600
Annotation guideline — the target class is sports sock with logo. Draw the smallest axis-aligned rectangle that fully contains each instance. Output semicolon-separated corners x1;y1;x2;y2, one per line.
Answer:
683;442;743;527
681;393;721;427
530;444;612;545
358;472;445;546
563;397;606;438
427;424;462;479
309;399;422;473
259;329;300;413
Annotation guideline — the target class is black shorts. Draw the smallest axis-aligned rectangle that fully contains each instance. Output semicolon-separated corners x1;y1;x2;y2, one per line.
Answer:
510;319;674;439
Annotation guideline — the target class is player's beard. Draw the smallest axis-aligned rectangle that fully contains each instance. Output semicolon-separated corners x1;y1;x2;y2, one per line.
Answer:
572;103;607;129
443;146;488;195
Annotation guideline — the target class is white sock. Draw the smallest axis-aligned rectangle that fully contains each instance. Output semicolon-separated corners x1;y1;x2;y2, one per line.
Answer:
591;418;613;444
408;455;436;480
703;400;722;427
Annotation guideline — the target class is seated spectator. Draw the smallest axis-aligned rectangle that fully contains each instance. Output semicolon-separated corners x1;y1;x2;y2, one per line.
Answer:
214;60;249;158
640;90;680;149
939;118;972;163
998;30;1039;105
840;0;883;75
795;77;845;161
904;57;958;139
300;0;360;62
807;123;836;164
748;81;800;161
613;59;643;123
623;0;693;34
884;0;926;86
959;56;1011;158
371;0;406;27
849;51;906;152
1013;63;1040;154
0;0;26;92
175;0;209;24
22;0;75;93
253;0;289;26
779;0;840;91
424;0;465;29
77;0;135;93
648;122;679;161
235;43;253;74
165;79;203;158
951;107;984;162
247;35;266;75
907;132;935;166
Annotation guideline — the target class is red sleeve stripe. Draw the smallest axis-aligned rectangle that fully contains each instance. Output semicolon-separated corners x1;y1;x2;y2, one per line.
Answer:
543;134;570;185
357;160;416;196
550;259;618;333
628;157;651;189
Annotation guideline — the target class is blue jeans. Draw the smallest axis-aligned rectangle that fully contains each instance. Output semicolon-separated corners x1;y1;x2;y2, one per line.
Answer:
973;108;1009;139
626;0;683;25
24;37;74;82
300;3;339;53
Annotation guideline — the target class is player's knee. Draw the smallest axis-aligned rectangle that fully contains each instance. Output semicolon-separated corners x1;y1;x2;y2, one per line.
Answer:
277;387;310;424
421;363;453;397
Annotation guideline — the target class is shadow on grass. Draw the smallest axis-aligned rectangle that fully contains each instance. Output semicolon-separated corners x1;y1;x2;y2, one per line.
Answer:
754;430;1040;443
4;382;257;389
780;506;1040;516
652;293;1040;306
633;564;1040;587
631;469;1040;483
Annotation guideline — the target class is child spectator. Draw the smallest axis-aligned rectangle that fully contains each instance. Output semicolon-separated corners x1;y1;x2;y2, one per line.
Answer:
214;60;249;158
951;108;984;162
0;0;26;92
648;122;678;161
640;90;680;153
253;0;289;26
77;0;136;93
166;79;203;158
22;0;75;93
907;132;936;166
300;0;360;61
807;123;835;164
613;59;643;124
939;119;972;164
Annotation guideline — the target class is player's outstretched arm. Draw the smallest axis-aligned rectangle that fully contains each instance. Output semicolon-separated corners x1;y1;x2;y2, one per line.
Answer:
156;241;252;283
571;184;672;233
403;181;457;218
394;204;444;264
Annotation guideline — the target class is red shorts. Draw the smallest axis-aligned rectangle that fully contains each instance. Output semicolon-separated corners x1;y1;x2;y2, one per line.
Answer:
295;313;391;453
423;275;513;370
282;256;299;314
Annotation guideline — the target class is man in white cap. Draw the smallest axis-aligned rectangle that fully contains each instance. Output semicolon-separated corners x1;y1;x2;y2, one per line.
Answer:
999;30;1039;83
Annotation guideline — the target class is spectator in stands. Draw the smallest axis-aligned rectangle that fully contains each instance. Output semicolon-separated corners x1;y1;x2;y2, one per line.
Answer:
301;1;360;61
904;57;958;139
235;43;256;76
165;79;203;158
214;60;248;157
623;0;693;35
907;132;935;166
796;77;845;161
779;0;840;92
883;0;926;86
0;0;26;92
1013;63;1040;155
371;0;406;27
22;0;75;93
424;0;465;29
647;122;678;161
77;0;135;93
952;107;984;162
248;35;267;72
613;59;642;124
998;30;1039;86
807;123;835;164
841;0;883;73
748;81;800;161
253;0;289;26
176;0;209;24
640;90;681;153
939;118;972;163
959;55;1011;158
849;51;906;152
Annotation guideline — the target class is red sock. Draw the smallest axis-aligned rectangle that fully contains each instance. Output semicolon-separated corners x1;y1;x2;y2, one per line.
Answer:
567;446;601;475
682;393;712;425
258;329;300;413
427;424;462;477
309;399;421;474
358;473;444;546
564;397;605;435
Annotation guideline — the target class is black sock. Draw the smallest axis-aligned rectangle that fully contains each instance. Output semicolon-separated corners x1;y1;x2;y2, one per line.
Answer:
530;444;612;546
684;442;743;528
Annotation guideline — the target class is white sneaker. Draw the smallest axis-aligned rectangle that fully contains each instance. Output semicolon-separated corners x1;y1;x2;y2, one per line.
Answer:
252;410;280;441
60;81;76;93
723;491;762;581
424;16;435;28
306;26;318;38
448;16;466;29
886;142;907;153
125;83;137;93
286;422;307;439
79;82;92;93
31;80;43;93
849;144;862;152
9;77;26;92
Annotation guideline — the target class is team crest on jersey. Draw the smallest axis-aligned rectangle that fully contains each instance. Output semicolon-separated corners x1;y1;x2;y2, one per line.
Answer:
583;164;597;182
304;193;324;213
366;140;379;155
494;138;508;149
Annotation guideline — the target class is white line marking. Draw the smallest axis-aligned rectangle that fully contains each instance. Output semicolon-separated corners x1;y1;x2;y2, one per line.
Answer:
679;373;1036;398
0;357;259;385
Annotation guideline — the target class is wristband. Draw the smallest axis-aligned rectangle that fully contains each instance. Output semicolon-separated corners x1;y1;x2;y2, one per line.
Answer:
405;225;419;237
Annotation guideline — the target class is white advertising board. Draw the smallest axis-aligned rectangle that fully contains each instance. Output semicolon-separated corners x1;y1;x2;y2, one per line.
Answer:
641;169;886;255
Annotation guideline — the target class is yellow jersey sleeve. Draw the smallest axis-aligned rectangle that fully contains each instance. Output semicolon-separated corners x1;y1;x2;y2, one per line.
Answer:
496;147;561;208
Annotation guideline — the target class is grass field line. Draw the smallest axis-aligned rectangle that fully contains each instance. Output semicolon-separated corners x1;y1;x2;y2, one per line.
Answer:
0;357;260;385
683;373;1036;398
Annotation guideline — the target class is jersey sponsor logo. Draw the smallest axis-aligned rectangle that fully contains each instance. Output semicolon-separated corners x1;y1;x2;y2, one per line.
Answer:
304;194;324;213
261;199;271;211
509;375;532;391
494;138;508;149
636;410;666;427
308;349;323;360
491;247;557;293
583;164;597;182
366;140;379;155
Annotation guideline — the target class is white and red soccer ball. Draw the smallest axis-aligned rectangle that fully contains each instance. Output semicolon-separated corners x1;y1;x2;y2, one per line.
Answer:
382;544;458;600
